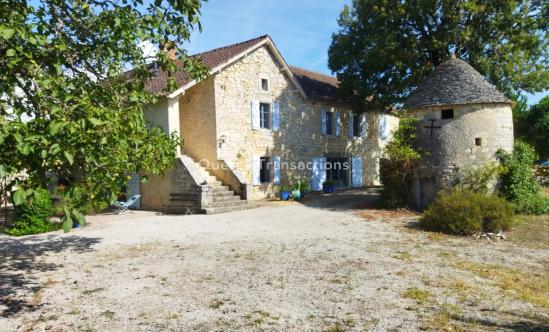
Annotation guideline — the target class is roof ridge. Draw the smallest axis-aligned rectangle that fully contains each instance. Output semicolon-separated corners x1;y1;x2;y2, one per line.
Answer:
191;35;270;58
289;65;337;80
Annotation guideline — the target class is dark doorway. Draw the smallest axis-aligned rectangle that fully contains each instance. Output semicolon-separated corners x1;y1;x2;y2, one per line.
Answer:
326;157;349;187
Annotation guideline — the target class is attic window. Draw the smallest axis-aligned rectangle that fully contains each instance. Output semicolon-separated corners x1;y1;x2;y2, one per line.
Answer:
441;109;454;119
261;78;269;91
475;138;482;146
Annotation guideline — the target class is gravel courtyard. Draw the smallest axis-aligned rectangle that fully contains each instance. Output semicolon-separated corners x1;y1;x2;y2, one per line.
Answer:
1;190;548;331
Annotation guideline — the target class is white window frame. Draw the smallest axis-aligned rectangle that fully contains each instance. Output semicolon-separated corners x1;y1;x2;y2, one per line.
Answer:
259;102;271;129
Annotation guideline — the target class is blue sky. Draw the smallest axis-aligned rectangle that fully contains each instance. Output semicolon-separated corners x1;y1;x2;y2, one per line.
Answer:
185;0;547;105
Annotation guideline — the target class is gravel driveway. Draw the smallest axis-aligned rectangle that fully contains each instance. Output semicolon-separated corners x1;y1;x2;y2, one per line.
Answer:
1;190;548;331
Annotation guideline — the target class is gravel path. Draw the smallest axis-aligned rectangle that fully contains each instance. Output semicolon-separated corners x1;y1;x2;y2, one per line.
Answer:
1;191;548;331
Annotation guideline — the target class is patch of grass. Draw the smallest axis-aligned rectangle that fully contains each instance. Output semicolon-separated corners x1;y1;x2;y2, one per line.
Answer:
167;312;180;320
421;304;463;331
426;232;448;241
208;299;225;309
508;215;549;249
453;261;549;310
82;287;104;295
244;310;277;326
31;289;43;306
402;287;431;305
66;309;80;315
325;322;345;332
100;310;115;319
437;250;456;258
394;251;412;261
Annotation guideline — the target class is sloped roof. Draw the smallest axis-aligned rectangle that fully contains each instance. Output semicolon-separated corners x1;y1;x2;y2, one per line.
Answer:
141;35;269;95
289;66;342;104
130;35;345;104
405;57;512;109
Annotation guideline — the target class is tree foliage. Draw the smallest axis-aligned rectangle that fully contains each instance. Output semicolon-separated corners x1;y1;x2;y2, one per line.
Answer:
497;141;549;214
380;117;424;207
329;0;549;110
514;96;549;159
0;0;208;230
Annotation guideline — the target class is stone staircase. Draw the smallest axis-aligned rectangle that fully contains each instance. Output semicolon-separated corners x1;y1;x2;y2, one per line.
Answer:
166;156;260;215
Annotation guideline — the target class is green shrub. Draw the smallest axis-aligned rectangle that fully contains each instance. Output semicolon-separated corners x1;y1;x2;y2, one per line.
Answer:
497;141;548;215
450;162;504;193
512;195;549;215
421;190;514;235
380;117;423;207
6;188;59;236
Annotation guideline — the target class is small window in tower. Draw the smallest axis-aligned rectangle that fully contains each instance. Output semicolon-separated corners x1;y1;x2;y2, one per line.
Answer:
475;138;482;146
441;109;454;119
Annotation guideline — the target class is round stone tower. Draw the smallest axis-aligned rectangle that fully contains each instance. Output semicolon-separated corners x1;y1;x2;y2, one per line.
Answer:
404;56;514;209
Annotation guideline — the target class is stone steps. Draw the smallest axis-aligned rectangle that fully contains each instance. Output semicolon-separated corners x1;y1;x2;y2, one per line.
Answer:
166;155;256;215
213;195;242;203
204;202;261;215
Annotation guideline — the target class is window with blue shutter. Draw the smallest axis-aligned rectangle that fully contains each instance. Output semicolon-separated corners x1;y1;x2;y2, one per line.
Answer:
335;112;341;136
380;114;389;140
260;103;271;129
325;112;333;135
272;102;280;131
252;156;261;185
360;113;367;137
273;155;281;184
251;101;260;129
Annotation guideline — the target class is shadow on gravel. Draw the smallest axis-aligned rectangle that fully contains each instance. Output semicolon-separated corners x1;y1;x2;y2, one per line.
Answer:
0;234;101;317
456;314;549;332
297;189;380;211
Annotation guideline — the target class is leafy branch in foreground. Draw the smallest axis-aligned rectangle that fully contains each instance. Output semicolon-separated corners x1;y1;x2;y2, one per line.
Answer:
0;0;209;231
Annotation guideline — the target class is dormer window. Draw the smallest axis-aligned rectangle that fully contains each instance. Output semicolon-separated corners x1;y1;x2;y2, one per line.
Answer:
441;109;454;119
261;78;269;92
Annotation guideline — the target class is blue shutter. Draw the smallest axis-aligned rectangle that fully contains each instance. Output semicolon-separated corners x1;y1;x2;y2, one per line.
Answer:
320;111;327;136
311;157;326;191
251;101;260;129
335;112;341;136
273;155;281;184
252;156;260;185
352;157;363;187
272;102;280;131
360;113;367;137
380;114;389;140
348;113;354;137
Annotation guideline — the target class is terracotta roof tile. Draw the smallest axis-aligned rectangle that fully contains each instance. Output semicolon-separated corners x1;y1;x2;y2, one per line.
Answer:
289;66;342;104
131;35;344;105
139;35;269;95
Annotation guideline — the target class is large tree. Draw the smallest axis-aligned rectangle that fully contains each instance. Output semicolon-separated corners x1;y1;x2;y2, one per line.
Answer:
0;0;207;230
515;96;549;159
329;0;549;110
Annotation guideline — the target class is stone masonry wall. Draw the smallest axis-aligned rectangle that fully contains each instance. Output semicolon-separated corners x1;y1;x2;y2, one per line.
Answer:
211;45;398;199
412;103;514;171
179;77;218;162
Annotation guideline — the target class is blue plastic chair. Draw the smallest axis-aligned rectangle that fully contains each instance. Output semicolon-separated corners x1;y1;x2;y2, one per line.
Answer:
113;195;141;214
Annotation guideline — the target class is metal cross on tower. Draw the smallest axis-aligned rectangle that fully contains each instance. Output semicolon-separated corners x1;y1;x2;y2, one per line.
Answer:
424;119;442;136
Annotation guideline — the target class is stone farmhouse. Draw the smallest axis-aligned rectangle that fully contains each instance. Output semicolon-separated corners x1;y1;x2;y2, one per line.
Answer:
129;35;399;214
404;56;514;210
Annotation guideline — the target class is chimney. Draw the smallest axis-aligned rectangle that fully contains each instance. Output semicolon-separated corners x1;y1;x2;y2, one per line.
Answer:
161;42;178;61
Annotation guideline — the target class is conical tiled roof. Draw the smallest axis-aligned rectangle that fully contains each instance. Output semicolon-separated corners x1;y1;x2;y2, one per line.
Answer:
405;57;512;109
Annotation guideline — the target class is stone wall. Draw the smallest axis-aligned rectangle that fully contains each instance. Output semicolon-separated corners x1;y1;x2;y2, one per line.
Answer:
211;45;398;199
412;103;513;170
179;77;218;162
140;168;174;211
411;103;514;209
